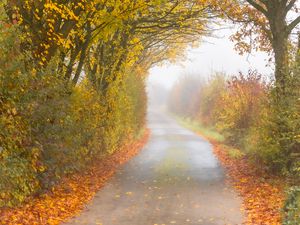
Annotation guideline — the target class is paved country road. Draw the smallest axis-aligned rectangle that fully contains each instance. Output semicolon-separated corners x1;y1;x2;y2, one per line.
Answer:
65;109;243;225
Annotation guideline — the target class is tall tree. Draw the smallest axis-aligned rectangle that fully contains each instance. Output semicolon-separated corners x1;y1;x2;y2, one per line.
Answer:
214;0;300;89
85;0;212;92
244;0;300;88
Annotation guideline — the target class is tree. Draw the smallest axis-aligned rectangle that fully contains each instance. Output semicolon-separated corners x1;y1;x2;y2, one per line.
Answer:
245;0;299;89
85;0;212;92
6;0;212;90
217;1;300;173
218;0;300;89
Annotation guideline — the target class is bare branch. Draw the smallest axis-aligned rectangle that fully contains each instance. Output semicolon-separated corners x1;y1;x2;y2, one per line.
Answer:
245;0;268;16
287;15;300;34
285;0;297;14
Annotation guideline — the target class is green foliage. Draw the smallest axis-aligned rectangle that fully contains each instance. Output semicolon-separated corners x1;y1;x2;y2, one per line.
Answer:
1;0;209;208
100;72;147;154
124;72;147;136
283;186;300;225
0;24;147;207
250;67;300;174
168;68;299;175
0;24;40;207
227;147;245;160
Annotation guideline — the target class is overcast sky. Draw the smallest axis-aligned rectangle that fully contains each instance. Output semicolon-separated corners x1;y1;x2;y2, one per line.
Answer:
148;27;274;90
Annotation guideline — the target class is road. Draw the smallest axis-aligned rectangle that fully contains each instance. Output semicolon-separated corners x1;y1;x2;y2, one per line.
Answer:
65;109;243;225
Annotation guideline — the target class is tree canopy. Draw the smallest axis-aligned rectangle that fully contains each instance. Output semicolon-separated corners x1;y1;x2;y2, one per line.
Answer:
5;0;213;89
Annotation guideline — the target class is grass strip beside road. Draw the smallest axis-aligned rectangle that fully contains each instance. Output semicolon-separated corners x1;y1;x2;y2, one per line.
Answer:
176;116;286;225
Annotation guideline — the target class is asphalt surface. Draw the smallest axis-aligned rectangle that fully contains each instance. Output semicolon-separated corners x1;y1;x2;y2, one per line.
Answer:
65;109;243;225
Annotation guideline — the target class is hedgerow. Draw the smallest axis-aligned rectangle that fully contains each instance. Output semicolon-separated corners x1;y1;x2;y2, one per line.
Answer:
0;24;147;207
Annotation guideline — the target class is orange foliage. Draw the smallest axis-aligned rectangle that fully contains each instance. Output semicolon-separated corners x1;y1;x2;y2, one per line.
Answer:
0;130;150;225
212;141;285;225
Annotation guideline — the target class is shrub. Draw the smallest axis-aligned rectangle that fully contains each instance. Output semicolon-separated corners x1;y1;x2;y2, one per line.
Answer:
283;186;300;225
197;72;226;126
168;68;300;175
250;66;300;174
0;24;147;207
214;70;268;147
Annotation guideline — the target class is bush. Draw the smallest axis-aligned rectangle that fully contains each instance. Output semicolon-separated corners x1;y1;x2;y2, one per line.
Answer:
0;24;41;206
168;68;299;175
214;71;268;147
250;67;300;174
197;73;226;126
100;72;147;154
283;186;300;225
0;24;147;207
0;31;103;204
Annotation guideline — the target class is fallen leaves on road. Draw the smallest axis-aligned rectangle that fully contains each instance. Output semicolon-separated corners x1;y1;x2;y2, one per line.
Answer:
212;142;285;225
0;130;150;225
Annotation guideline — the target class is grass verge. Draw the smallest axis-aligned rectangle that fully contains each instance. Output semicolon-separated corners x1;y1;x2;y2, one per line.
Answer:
174;116;225;143
175;116;286;225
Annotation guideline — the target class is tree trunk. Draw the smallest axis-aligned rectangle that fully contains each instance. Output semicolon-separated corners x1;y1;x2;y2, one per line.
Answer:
272;33;289;90
64;47;80;81
267;3;289;91
297;32;300;64
72;23;92;85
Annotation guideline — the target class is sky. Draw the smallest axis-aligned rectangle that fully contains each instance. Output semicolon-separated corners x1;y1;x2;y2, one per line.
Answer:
147;27;274;90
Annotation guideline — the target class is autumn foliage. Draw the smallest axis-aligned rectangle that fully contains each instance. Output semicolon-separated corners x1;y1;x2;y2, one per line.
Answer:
0;0;212;211
1;0;299;223
0;130;150;225
0;21;148;207
168;67;300;223
168;69;300;174
213;141;285;225
214;71;268;146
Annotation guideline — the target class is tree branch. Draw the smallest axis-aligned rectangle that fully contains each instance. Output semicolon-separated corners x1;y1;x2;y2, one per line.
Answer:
287;15;300;34
285;0;297;14
245;0;268;16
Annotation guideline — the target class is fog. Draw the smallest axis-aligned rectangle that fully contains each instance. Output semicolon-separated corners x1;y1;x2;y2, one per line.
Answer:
147;27;273;87
147;27;274;108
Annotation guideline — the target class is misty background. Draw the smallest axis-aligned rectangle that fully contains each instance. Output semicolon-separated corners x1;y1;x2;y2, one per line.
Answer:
147;27;273;108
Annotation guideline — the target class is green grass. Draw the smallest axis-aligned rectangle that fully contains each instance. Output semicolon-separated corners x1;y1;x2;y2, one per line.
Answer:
174;116;225;143
226;147;245;159
174;116;248;160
